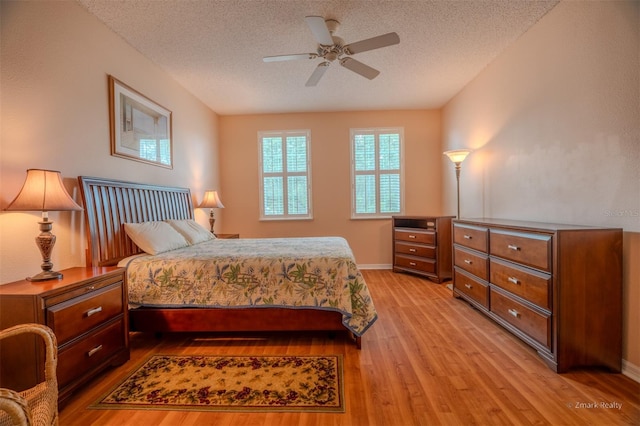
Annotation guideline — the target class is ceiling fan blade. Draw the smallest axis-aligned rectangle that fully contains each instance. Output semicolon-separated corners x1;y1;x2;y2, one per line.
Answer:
340;57;380;80
344;32;400;55
263;53;317;63
305;62;330;87
305;16;334;46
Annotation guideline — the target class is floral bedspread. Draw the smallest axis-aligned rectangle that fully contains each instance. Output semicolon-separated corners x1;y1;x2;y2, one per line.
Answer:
122;237;377;336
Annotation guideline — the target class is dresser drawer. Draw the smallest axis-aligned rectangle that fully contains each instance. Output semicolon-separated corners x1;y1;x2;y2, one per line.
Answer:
47;283;124;345
395;241;436;259
490;230;552;272
490;258;551;310
394;229;435;245
454;247;489;280
395;255;436;274
490;288;550;349
57;318;126;388
454;269;489;309
453;224;488;253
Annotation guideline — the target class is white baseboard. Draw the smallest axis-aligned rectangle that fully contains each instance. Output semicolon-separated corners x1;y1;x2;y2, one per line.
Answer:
622;359;640;383
358;264;392;270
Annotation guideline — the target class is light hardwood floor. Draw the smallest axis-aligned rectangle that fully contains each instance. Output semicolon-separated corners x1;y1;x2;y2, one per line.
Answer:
59;270;639;425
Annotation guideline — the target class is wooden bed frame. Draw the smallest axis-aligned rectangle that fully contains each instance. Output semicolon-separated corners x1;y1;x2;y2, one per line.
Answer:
78;176;361;348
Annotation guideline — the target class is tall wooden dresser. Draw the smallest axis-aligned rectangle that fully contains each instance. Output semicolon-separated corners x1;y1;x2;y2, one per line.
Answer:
452;218;622;373
392;216;454;283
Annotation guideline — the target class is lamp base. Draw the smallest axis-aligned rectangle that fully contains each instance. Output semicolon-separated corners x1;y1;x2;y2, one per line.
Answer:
27;270;63;282
209;210;216;234
28;219;63;282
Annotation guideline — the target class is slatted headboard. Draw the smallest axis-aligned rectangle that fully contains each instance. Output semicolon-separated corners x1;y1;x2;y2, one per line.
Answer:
78;176;194;267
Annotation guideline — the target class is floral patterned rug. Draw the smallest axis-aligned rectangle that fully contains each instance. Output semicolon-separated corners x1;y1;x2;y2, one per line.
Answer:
91;354;344;413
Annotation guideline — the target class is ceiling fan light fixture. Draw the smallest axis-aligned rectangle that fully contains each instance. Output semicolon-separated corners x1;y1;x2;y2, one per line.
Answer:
325;51;338;62
325;19;340;34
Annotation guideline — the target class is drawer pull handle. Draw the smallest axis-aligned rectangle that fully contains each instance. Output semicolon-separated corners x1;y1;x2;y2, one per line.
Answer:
86;306;103;317
508;277;520;285
87;345;103;357
409;262;417;266
409;248;417;252
463;235;472;239
508;244;520;251
464;259;472;264
464;284;472;289
408;235;417;239
85;286;96;292
508;308;520;318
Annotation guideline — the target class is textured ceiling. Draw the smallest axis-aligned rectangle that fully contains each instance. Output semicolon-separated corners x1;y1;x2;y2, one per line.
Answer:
78;0;559;115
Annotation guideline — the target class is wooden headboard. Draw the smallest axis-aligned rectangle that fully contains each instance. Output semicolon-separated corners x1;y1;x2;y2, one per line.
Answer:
78;176;194;267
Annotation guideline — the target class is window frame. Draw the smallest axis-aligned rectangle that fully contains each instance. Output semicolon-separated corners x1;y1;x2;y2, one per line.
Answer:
258;129;313;221
350;127;405;219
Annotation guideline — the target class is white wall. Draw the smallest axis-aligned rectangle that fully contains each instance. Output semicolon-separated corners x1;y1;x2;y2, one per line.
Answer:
441;0;640;371
0;1;220;283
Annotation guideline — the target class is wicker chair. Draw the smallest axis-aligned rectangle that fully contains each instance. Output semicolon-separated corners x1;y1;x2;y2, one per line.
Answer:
0;324;58;426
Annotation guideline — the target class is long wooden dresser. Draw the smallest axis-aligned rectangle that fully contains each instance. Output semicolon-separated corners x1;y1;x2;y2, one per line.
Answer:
392;216;454;283
452;218;622;373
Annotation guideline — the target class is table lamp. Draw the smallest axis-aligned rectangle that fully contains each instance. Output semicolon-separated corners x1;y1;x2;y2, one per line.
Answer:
5;169;83;281
198;190;224;235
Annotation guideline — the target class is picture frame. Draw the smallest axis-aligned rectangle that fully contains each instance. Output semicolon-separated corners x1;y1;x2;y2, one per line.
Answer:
108;75;173;169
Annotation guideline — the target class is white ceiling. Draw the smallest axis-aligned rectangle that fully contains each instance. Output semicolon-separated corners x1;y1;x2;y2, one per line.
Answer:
78;0;559;116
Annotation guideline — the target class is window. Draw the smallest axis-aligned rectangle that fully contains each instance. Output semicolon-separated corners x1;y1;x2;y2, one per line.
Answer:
351;128;404;218
258;130;312;220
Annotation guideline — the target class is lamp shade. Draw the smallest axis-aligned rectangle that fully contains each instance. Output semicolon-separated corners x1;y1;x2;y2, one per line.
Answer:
198;190;224;209
443;149;472;165
6;169;82;212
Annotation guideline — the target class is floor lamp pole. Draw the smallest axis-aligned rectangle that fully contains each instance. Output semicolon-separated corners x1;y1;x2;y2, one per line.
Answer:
455;164;461;219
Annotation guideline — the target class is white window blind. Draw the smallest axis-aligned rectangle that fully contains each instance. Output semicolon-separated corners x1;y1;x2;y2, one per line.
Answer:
351;128;404;218
258;130;312;220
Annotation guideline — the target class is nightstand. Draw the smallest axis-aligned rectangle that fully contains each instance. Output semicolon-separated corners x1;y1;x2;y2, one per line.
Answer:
0;266;130;406
216;233;239;239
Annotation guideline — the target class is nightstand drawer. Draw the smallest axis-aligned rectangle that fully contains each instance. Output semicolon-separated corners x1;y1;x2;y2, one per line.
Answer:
394;229;435;245
44;272;124;307
57;318;126;388
47;283;124;346
216;233;239;239
394;241;436;259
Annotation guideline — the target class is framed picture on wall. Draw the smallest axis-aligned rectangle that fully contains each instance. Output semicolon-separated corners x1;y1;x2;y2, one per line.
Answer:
108;75;173;169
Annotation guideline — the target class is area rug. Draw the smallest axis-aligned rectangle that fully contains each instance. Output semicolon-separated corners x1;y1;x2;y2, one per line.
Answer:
91;354;344;413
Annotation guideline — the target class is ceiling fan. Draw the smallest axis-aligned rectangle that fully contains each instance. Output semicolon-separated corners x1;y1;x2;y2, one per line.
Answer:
263;16;400;87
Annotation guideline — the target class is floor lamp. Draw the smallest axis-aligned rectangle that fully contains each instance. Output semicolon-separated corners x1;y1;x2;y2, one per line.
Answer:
443;149;471;219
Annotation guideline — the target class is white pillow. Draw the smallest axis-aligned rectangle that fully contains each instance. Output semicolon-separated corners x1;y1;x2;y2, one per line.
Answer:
124;221;189;255
165;219;214;245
